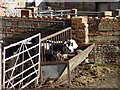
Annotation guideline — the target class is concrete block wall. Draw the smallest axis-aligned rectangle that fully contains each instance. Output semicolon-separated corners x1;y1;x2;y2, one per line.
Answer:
88;16;120;64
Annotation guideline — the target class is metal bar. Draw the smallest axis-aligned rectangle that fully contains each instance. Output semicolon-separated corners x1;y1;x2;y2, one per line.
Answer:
40;27;71;42
3;33;40;89
55;35;58;43
9;70;38;89
37;33;41;83
39;10;71;13
22;45;24;87
24;43;38;75
7;43;24;87
65;31;67;41
50;38;54;54
41;61;68;65
4;33;40;49
69;29;72;39
0;43;2;90
66;31;69;41
40;45;44;62
5;62;39;84
5;74;15;89
5;53;39;73
3;46;6;88
21;77;38;89
57;34;60;43
5;44;39;61
42;41;47;61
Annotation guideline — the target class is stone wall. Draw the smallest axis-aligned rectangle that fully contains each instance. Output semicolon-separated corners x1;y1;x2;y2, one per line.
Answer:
72;16;120;64
89;17;120;64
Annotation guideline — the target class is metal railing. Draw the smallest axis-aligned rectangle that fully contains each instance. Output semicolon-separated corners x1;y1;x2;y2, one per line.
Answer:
40;27;72;62
39;10;71;16
2;33;41;89
39;10;100;16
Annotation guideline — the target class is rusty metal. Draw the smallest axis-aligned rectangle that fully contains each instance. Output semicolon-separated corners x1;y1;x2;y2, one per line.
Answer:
40;27;71;62
41;61;68;65
40;27;71;42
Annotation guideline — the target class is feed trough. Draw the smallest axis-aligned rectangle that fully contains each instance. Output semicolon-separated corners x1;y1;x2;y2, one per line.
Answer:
41;44;95;79
40;27;95;81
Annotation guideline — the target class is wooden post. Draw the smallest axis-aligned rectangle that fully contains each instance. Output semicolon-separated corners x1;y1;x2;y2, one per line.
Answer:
93;45;96;64
67;62;71;87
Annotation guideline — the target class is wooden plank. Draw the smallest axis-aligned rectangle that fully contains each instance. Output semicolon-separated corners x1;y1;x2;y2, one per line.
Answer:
67;62;71;87
69;44;95;70
59;44;95;79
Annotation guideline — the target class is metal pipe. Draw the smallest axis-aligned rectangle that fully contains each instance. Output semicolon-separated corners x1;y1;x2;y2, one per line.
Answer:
0;42;2;90
0;17;64;23
41;27;71;42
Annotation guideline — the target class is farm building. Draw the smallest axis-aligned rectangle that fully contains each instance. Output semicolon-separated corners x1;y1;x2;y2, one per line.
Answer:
0;0;120;89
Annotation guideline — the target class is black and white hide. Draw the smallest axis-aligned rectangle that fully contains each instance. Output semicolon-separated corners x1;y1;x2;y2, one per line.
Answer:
44;39;78;61
64;39;78;53
44;43;72;61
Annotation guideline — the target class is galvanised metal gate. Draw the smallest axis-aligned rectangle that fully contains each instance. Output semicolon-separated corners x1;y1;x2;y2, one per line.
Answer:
2;33;41;89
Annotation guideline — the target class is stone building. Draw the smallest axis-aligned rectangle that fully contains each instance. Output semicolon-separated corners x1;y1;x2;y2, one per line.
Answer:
45;2;120;11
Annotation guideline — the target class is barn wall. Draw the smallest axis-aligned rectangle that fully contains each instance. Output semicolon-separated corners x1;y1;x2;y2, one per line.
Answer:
72;16;120;64
88;17;120;64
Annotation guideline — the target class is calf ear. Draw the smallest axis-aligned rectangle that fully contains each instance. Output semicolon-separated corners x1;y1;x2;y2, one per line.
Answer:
64;41;67;45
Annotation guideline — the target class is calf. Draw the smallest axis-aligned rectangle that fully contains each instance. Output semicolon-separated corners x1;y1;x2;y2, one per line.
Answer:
44;39;78;61
64;39;78;52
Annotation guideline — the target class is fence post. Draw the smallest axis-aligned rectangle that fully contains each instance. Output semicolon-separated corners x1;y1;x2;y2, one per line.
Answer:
93;45;96;64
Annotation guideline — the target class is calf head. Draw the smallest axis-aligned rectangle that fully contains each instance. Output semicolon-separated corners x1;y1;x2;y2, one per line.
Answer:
64;39;78;52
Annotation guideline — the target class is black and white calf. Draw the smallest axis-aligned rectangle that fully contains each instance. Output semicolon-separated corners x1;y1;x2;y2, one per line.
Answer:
42;39;78;61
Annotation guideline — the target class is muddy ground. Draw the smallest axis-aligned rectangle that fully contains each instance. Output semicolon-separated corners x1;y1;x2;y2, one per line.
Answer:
28;63;119;89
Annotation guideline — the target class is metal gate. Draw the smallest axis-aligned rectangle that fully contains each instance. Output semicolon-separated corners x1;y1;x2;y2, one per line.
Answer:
2;33;41;89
